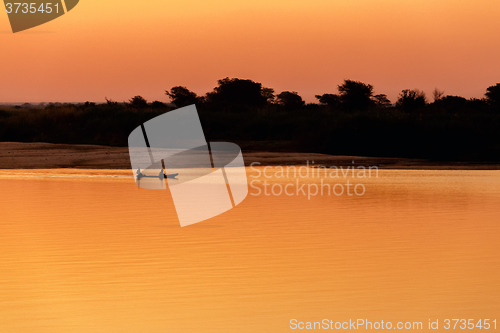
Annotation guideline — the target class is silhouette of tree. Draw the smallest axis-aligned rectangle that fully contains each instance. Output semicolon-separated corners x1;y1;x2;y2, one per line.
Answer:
166;86;200;108
432;95;467;113
396;89;426;112
315;93;341;108
129;95;148;109
485;83;500;108
467;98;489;112
205;77;268;107
105;97;118;106
276;91;305;110
262;87;276;104
432;88;445;102
372;94;392;107
150;101;167;109
337;80;374;111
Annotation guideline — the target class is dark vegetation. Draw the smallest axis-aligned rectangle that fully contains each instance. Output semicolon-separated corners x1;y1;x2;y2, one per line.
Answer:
1;78;500;162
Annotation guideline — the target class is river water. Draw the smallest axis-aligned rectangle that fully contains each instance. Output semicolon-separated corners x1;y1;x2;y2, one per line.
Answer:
0;168;499;332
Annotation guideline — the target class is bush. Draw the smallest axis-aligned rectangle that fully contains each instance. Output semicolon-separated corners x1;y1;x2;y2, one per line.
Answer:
396;89;426;113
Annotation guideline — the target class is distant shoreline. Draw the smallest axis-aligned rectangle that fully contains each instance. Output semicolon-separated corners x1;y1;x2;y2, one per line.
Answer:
0;142;499;170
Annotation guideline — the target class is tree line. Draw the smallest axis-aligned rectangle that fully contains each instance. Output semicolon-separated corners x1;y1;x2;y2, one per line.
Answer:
123;77;500;114
1;77;500;162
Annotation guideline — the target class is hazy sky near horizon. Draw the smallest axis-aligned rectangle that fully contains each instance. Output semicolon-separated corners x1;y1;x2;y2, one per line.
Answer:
1;0;500;103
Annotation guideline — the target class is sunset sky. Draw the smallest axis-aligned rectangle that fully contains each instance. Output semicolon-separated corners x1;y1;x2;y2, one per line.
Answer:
1;0;500;103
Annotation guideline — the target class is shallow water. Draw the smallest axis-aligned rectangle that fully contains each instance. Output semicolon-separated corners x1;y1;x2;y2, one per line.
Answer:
0;168;499;332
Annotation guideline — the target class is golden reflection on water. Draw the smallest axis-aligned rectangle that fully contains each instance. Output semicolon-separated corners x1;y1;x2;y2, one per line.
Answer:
0;168;499;332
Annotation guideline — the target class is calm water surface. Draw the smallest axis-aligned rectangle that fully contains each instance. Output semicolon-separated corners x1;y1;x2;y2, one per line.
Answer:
0;168;499;332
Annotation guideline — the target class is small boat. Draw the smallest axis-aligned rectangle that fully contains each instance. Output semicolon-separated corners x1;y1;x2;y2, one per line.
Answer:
165;173;179;179
136;168;179;180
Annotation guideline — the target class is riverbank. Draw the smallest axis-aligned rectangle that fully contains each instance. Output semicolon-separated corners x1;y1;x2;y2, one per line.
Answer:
0;142;499;170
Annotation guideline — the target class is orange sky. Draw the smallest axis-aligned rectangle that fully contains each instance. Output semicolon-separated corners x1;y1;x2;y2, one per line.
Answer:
1;0;500;103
